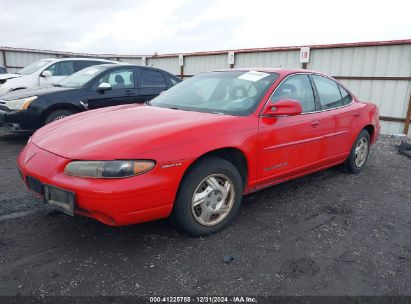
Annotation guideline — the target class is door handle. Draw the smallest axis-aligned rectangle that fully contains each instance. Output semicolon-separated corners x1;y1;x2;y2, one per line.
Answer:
125;90;136;95
311;120;320;128
353;112;361;117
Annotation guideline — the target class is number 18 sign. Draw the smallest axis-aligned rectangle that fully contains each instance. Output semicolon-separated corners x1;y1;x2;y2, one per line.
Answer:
299;47;310;63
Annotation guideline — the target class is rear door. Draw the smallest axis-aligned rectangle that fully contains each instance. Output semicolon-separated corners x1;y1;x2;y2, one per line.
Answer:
310;75;357;161
86;67;140;109
257;74;324;183
138;68;168;102
332;84;362;154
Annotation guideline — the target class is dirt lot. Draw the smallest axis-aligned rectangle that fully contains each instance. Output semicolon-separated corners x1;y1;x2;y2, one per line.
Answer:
0;133;410;296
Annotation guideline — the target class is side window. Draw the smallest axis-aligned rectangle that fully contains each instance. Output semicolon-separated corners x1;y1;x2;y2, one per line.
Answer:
312;75;343;109
141;69;167;88
339;85;352;105
95;68;135;89
46;61;75;76
270;74;315;113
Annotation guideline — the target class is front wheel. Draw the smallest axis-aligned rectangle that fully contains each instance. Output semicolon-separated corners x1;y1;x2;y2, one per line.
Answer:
172;157;243;236
342;129;370;174
44;109;74;125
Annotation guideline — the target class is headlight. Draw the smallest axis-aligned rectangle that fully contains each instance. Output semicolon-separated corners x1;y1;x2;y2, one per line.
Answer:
5;96;37;110
64;160;155;178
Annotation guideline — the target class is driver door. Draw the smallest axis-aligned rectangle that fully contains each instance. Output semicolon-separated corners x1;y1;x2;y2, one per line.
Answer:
39;61;75;86
257;74;324;184
86;67;140;110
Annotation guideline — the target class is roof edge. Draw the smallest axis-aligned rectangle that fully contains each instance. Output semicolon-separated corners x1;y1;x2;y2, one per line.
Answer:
0;46;148;58
155;39;411;58
0;39;410;59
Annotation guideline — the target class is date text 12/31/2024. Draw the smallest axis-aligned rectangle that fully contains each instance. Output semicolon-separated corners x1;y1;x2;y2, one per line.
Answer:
149;296;257;303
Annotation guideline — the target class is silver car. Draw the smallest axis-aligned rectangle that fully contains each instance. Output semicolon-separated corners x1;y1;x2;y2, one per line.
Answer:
0;57;119;96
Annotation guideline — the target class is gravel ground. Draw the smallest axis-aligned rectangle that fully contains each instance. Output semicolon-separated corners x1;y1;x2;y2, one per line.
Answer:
0;133;410;296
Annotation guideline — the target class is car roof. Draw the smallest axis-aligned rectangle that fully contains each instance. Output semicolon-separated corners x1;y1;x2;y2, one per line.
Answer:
41;57;120;64
213;68;328;77
95;64;176;73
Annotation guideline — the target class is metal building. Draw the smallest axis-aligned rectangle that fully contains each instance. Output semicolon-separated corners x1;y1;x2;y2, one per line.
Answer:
1;40;410;136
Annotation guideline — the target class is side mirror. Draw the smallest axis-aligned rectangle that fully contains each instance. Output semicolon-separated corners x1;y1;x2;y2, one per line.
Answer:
41;70;52;78
261;99;302;117
97;82;112;91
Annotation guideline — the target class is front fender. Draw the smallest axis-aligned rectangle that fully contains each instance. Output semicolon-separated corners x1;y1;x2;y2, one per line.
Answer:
139;127;259;184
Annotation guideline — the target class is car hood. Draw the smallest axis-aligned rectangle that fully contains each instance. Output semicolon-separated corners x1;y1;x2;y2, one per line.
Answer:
0;73;21;81
0;86;75;100
32;105;247;160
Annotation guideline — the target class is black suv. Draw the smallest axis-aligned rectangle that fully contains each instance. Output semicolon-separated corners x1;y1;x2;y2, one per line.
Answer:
0;64;180;133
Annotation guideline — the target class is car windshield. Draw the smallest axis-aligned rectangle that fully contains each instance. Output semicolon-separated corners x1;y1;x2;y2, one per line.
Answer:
150;71;279;116
58;65;106;88
19;59;54;75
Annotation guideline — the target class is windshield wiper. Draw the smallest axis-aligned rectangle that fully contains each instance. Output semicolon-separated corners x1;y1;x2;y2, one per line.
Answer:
169;106;189;111
145;100;151;106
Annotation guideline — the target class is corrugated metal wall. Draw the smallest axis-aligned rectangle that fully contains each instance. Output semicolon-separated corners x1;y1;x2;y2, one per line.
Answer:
308;45;411;76
235;50;301;69
147;57;179;75
1;41;410;135
3;51;58;73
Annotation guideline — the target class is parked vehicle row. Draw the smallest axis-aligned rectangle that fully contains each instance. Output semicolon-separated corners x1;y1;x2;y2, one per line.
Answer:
0;57;119;96
0;64;180;132
16;68;380;236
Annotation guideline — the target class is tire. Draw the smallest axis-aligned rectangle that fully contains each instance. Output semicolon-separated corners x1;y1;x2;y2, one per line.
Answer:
44;109;74;125
341;129;371;174
172;156;243;236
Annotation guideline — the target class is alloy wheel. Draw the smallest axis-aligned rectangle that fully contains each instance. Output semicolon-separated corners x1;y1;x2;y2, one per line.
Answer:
191;174;235;226
355;137;368;167
53;115;67;121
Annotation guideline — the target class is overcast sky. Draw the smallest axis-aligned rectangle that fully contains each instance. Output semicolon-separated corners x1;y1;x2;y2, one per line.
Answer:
0;0;410;55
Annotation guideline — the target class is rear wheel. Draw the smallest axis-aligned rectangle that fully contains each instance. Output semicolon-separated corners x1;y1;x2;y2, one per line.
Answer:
342;129;370;174
172;157;243;236
44;109;74;125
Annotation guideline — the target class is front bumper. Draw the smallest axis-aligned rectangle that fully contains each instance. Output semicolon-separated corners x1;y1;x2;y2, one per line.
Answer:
0;108;37;133
17;142;190;226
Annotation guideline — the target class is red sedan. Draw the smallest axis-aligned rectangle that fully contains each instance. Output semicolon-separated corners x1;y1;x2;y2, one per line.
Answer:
17;69;380;236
